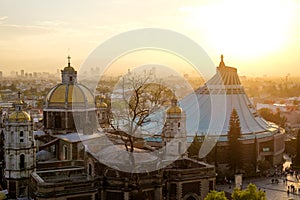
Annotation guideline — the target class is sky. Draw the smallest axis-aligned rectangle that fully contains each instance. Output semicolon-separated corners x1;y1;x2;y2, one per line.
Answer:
0;0;300;77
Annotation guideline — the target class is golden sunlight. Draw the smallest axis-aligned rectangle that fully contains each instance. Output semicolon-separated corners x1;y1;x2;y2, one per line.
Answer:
185;0;297;59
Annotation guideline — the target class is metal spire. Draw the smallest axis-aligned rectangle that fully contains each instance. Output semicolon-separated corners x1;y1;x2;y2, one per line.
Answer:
219;54;225;68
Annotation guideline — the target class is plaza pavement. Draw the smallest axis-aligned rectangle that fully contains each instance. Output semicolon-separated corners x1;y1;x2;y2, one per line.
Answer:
216;155;300;200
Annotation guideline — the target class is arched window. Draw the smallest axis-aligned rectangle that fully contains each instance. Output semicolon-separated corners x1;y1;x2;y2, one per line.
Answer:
88;163;92;176
178;142;182;154
178;122;180;128
63;146;68;160
20;131;24;143
20;154;25;169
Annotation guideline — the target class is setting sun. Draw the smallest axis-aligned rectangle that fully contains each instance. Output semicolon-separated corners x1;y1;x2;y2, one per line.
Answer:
184;0;297;59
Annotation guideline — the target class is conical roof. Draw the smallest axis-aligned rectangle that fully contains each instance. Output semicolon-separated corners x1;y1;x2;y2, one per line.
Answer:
181;55;279;140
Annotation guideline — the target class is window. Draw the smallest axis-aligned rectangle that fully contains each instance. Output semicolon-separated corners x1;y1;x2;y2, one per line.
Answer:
178;142;182;154
64;146;68;160
54;116;62;128
69;76;73;82
178;122;180;128
88;164;92;176
20;131;24;143
20;154;25;169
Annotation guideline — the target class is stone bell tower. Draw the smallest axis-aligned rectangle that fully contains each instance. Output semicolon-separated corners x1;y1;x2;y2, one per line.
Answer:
162;96;187;158
4;92;36;198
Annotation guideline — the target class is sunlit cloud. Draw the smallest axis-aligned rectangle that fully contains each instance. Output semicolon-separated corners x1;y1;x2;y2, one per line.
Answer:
36;20;67;27
0;16;8;20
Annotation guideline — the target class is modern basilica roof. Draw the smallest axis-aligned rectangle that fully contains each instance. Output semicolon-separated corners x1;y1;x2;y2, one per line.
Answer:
181;55;280;139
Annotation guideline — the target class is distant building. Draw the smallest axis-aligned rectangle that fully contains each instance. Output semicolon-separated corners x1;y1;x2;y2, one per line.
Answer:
21;69;24;77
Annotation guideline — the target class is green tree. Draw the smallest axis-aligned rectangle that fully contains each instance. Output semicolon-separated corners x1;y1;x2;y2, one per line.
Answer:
227;108;243;174
258;108;286;127
205;190;228;200
232;183;266;200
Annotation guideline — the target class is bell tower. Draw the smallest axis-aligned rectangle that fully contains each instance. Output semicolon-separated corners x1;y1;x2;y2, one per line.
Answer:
162;96;187;158
4;92;36;198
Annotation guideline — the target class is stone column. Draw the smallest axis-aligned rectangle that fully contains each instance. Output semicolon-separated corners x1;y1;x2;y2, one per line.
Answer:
154;186;162;200
124;192;130;200
177;182;182;199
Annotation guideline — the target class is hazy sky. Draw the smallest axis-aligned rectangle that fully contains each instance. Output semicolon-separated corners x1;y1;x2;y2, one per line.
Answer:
0;0;299;77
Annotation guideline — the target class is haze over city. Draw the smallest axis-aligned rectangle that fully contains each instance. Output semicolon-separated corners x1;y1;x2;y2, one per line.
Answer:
1;0;300;77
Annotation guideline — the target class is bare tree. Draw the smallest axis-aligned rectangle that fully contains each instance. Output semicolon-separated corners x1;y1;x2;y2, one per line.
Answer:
110;69;172;153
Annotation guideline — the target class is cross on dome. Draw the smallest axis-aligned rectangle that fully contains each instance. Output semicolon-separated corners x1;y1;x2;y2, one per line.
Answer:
67;55;71;67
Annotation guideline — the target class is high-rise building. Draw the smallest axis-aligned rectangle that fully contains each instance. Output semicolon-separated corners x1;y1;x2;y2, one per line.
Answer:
21;69;24;77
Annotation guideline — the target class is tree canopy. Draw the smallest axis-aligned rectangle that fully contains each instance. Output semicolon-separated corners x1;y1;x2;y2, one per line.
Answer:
205;191;227;200
205;183;266;200
258;107;286;127
231;183;266;200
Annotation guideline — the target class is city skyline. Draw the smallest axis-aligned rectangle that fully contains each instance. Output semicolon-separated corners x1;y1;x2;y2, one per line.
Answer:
0;0;300;77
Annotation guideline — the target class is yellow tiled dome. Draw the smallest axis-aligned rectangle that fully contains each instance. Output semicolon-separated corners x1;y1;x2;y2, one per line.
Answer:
45;83;95;108
167;105;182;114
8;111;31;122
97;102;108;108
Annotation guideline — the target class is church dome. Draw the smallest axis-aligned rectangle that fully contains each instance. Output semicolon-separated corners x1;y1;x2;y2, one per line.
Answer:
96;95;108;108
8;110;31;122
45;83;95;108
63;65;75;72
167;105;182;114
97;101;108;108
167;97;182;114
44;55;95;109
8;96;31;122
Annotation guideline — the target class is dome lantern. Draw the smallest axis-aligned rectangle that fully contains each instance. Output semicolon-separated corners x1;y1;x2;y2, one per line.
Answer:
61;55;77;84
8;91;31;122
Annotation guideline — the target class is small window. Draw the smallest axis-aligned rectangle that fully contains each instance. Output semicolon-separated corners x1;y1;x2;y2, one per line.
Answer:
20;131;24;137
64;146;68;160
88;163;92;176
69;76;73;82
178;122;180;128
20;139;24;143
20;154;25;169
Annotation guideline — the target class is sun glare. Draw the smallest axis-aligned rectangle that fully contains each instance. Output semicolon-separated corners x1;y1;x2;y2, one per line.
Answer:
185;0;297;59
